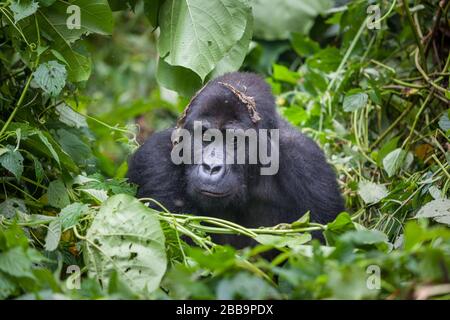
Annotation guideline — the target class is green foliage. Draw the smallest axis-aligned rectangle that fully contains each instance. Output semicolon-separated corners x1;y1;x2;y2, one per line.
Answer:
1;0;449;300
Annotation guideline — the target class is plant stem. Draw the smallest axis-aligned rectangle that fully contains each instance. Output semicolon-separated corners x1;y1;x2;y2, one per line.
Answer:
401;0;427;72
0;73;33;138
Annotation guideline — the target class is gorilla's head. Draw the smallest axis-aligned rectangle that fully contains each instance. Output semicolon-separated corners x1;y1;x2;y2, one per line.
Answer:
173;76;278;212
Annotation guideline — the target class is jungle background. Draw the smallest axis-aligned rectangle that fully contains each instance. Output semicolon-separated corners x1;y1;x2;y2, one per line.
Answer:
0;0;450;300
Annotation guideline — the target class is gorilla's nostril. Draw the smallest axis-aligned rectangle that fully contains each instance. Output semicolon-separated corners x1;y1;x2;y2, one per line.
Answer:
200;163;223;177
210;165;222;175
202;163;211;173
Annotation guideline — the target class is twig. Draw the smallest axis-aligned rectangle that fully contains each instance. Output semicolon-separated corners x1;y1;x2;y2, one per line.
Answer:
401;0;427;72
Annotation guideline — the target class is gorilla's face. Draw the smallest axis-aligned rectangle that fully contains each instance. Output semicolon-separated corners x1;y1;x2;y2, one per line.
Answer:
181;85;259;212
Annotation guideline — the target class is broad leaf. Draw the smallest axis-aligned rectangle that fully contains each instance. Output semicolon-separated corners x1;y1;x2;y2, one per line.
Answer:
207;13;253;80
56;104;88;128
10;0;39;22
358;180;388;204
383;148;407;177
415;199;450;226
59;202;89;231
85;194;167;294
44;219;61;251
0;146;24;180
343;92;368;112
33;61;67;96
158;0;250;80
47;180;70;209
252;0;333;40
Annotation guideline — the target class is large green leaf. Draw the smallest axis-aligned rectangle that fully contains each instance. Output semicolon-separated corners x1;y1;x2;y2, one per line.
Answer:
252;0;333;40
207;13;253;80
38;0;113;43
34;0;113;81
85;194;167;294
156;59;202;97
158;0;251;81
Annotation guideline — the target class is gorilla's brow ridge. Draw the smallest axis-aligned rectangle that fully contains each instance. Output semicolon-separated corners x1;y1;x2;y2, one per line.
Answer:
174;81;262;131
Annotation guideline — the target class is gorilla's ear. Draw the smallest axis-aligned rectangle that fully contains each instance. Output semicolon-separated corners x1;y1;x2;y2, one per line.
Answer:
218;82;261;123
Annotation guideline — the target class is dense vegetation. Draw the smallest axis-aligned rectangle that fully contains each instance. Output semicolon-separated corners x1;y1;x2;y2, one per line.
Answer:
0;0;449;299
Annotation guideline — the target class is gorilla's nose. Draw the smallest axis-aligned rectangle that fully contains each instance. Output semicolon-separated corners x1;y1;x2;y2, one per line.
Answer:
199;163;225;181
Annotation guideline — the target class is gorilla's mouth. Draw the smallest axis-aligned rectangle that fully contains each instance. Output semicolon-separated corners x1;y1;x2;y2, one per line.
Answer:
197;189;232;198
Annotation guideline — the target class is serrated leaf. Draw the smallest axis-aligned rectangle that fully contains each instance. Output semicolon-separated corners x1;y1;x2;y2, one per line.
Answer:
0;247;34;278
358;180;388;204
44;219;61;251
0;146;24;180
415;199;450;226
85;194;167;294
59;202;89;231
47;180;70;209
9;0;39;23
33;61;67;96
343;92;368;112
383;148;407;177
56;104;87;128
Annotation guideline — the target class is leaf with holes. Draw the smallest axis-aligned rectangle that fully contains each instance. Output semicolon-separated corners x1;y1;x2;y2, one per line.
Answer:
415;199;450;226
85;194;167;294
9;0;39;23
33;61;67;96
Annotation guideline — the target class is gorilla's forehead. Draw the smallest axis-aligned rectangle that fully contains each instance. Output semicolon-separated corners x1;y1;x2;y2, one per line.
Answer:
186;86;254;129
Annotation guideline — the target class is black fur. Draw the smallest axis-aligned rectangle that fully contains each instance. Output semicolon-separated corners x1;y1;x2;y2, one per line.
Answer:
128;72;345;248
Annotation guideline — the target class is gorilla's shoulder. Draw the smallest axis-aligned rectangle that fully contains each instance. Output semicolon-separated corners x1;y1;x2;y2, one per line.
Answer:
127;128;174;183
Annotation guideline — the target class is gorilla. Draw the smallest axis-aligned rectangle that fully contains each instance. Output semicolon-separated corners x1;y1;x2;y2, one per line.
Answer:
127;72;344;247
